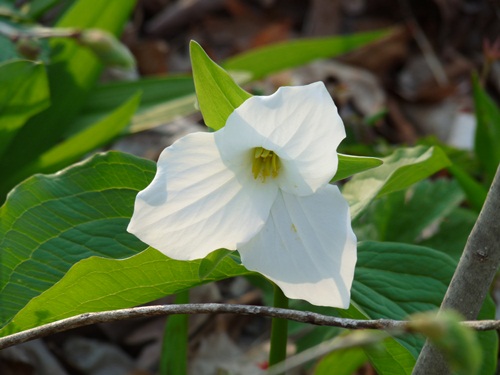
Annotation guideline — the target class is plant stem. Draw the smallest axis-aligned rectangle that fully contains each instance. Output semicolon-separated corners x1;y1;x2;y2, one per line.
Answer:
269;284;289;371
160;290;189;375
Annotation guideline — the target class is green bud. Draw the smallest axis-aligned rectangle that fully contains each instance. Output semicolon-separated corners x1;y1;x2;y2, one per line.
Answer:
409;310;481;375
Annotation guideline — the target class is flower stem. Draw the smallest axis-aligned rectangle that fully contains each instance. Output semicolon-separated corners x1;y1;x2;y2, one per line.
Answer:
269;284;289;371
160;290;189;375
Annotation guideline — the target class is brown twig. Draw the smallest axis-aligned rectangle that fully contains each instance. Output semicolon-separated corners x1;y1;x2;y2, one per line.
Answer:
1;303;500;351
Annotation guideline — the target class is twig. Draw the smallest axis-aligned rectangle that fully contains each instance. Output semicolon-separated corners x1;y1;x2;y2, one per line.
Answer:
1;303;500;351
413;164;500;374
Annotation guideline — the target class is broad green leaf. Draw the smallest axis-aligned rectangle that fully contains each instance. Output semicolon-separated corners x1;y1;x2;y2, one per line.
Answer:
333;154;383;182
0;247;249;336
350;241;497;375
69;75;195;135
314;345;367;375
352;241;455;357
3;92;141;192
355;179;464;244
190;40;251;130
343;146;451;219
0;151;155;328
0;59;49;158
0;0;135;193
223;29;391;80
473;75;500;184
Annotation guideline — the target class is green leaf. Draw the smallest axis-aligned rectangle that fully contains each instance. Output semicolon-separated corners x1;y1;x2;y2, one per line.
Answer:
160;291;189;375
190;40;251;130
447;163;487;212
473;74;500;184
0;248;249;336
355;179;464;244
3;92;141;193
69;75;195;135
223;29;391;80
0;0;136;193
198;249;233;279
23;0;62;19
343;146;451;219
352;241;455;357
0;151;156;328
350;241;497;375
0;59;49;158
314;346;367;375
332;154;383;182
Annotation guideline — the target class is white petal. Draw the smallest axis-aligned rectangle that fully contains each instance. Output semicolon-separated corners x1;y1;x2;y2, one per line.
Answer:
218;82;345;196
239;185;357;308
128;132;278;260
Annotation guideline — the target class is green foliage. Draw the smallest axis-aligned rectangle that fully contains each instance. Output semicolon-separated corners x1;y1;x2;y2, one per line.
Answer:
420;207;477;260
0;152;155;328
343;146;451;219
160;291;189;375
448;163;487;212
74;75;196;134
355;179;464;244
473;74;500;184
0;248;249;336
347;242;497;375
1;6;496;374
351;242;456;355
0;0;137;200
314;345;367;375
4;92;141;190
223;29;391;80
190;40;252;130
0;143;466;347
333;154;383;182
198;249;234;279
0;59;49;158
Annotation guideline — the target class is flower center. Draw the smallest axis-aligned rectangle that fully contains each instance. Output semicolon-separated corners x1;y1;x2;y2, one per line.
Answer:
252;147;280;182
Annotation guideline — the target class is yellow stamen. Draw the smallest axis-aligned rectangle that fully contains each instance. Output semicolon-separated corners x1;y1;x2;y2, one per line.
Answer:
252;147;280;182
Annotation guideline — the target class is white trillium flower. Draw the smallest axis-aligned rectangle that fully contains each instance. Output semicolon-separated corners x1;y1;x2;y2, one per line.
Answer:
128;82;357;308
